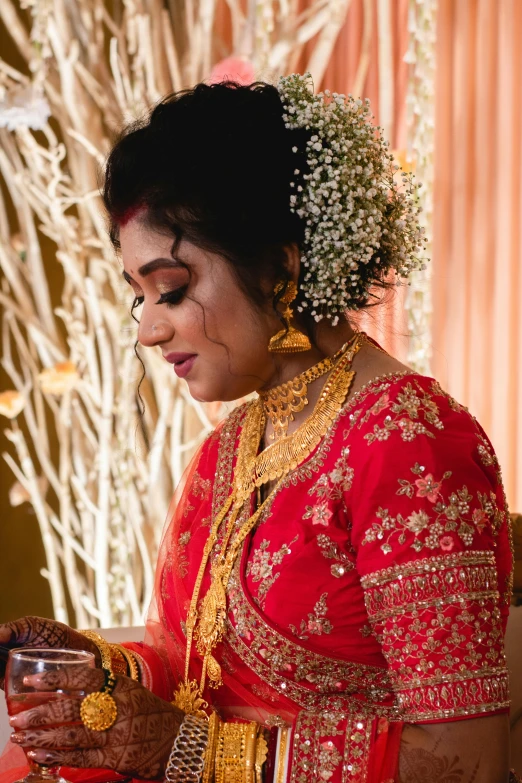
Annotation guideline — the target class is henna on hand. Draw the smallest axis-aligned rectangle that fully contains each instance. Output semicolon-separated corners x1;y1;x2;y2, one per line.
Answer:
10;697;82;729
398;721;504;783
399;742;466;783
12;668;184;780
0;616;102;687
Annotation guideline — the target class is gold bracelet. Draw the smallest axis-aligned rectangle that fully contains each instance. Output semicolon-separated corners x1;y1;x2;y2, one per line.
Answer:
202;712;221;783
214;720;268;783
111;644;140;681
79;630;115;673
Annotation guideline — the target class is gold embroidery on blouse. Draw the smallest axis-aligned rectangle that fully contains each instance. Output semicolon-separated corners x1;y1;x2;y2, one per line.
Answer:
289;711;372;783
211;404;247;520
226;561;395;715
246;535;299;608
361;462;506;555
317;534;355;578
289;592;333;640
361;551;510;721
362;380;444;445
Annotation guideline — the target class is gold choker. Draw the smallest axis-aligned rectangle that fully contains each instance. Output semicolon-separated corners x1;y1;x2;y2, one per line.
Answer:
258;335;358;440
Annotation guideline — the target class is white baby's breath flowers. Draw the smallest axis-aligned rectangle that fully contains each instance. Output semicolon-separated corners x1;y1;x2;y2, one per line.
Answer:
277;73;427;323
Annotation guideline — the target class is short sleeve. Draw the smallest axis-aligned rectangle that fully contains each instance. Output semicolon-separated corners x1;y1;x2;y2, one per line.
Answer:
344;375;513;723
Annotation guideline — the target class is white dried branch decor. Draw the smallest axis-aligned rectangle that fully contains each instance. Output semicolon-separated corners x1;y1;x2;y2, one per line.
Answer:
0;0;352;627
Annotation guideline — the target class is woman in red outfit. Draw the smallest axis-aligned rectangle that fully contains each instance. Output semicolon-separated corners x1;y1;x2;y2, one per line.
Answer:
0;75;514;783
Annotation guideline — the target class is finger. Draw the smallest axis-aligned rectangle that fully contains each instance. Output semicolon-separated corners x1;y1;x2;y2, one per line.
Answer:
9;697;81;728
28;748;106;768
0;617;68;649
12;724;106;751
0;620;27;647
24;666;105;693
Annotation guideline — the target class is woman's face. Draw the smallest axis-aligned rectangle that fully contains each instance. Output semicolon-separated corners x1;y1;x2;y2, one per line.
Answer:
120;217;281;402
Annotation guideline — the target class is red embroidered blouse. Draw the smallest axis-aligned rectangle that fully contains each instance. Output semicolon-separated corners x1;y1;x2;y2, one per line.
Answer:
141;371;512;782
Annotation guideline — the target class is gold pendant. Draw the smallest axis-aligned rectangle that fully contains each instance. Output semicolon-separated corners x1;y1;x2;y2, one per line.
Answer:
80;691;118;731
205;653;223;688
196;578;228;654
172;679;208;717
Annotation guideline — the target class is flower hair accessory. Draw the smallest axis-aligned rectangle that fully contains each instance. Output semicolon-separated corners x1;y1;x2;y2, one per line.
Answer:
276;73;427;323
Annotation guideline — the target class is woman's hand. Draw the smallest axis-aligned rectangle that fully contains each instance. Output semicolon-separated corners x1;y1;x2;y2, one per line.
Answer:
8;666;184;780
0;616;102;687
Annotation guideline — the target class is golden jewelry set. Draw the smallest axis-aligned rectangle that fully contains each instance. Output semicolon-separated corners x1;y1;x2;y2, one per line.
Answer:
80;283;364;783
167;299;363;781
78;630;140;732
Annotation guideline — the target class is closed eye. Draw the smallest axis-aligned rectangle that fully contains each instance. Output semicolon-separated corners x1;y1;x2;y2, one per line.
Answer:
156;286;187;308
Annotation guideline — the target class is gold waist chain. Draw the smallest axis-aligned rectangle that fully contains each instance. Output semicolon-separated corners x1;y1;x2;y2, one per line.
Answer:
172;333;363;723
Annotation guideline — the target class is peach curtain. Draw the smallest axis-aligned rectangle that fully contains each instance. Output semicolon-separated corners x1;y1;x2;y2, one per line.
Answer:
431;0;522;511
313;0;521;509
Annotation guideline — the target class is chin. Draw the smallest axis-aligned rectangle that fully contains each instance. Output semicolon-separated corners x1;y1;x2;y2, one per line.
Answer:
186;378;254;404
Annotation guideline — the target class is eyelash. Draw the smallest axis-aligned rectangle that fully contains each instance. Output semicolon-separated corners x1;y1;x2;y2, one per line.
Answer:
132;286;187;311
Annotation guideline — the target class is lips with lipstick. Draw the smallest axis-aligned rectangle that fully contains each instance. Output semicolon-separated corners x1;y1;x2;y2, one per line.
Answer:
164;352;197;378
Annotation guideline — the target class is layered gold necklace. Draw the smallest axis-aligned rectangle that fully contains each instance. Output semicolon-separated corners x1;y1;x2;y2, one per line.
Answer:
173;333;363;716
258;343;348;440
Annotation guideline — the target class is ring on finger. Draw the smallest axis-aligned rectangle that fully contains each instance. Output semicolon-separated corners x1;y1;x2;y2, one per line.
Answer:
80;669;117;732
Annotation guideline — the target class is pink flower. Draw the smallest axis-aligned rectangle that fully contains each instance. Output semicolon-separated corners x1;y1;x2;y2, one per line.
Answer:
311;504;333;527
370;392;390;416
209;58;255;86
415;473;442;503
439;535;454;552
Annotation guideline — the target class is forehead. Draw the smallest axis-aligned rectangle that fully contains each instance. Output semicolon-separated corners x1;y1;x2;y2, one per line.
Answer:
119;218;174;269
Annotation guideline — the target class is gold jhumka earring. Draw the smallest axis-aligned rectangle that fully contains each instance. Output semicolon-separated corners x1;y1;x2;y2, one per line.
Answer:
268;280;311;354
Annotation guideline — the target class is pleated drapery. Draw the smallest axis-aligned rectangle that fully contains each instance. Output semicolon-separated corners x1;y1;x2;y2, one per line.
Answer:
308;0;521;510
431;0;522;511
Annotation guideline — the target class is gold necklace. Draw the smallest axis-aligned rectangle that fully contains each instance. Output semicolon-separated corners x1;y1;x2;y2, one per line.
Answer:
172;334;364;714
258;340;350;440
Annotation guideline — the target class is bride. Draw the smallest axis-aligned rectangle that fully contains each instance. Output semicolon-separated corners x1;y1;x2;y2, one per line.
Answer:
0;74;514;783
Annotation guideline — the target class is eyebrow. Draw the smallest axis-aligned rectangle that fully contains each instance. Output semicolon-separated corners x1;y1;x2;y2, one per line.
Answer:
122;257;183;284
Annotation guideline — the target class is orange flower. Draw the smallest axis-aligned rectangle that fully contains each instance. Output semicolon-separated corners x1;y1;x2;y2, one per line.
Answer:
38;361;79;395
0;390;25;419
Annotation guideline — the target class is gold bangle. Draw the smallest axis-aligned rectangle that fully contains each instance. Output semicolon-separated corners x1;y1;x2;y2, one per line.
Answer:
79;630;114;673
214;720;268;783
202;712;221;783
111;644;140;681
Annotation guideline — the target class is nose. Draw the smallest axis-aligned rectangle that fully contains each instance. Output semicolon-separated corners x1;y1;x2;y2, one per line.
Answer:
137;312;172;347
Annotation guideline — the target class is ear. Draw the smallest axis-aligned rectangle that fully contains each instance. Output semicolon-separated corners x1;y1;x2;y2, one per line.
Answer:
283;243;301;284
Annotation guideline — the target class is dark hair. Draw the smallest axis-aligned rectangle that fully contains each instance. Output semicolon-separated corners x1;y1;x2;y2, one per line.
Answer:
103;80;315;317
